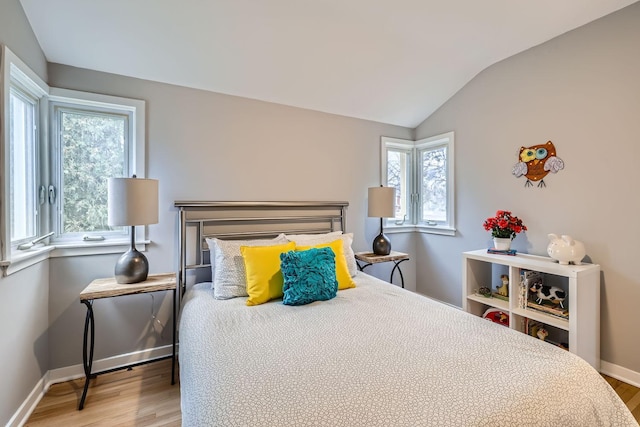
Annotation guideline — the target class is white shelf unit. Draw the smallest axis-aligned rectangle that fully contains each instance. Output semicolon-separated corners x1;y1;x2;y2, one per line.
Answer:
462;249;600;370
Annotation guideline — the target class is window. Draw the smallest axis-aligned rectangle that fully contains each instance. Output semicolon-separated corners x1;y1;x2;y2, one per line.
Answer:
416;132;454;229
382;132;455;235
1;46;48;262
382;138;413;225
49;88;146;244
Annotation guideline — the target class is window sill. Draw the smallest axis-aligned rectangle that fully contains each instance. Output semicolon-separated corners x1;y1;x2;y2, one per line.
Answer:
416;225;456;236
1;245;55;277
51;240;150;258
0;240;150;277
385;225;418;234
385;224;457;236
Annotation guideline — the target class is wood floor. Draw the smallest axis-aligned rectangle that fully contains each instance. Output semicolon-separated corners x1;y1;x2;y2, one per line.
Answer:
25;359;180;426
25;358;640;426
604;375;640;422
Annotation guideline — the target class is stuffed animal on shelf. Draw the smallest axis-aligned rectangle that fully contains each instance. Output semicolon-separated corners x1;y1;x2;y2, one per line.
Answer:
496;274;509;297
477;287;492;298
536;327;549;341
482;308;509;327
529;283;566;308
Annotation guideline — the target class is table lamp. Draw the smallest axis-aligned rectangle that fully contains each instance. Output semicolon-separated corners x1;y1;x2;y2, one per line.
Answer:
108;176;159;284
368;186;396;255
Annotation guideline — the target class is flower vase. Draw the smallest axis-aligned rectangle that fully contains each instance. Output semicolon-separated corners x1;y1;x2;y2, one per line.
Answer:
493;237;512;251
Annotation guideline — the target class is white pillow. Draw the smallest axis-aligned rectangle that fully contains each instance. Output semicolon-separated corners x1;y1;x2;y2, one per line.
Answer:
285;231;343;240
285;231;357;277
206;234;288;299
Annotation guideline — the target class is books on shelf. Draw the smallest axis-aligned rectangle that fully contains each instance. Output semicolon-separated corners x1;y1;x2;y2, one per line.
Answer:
518;277;526;309
527;300;569;319
487;248;517;255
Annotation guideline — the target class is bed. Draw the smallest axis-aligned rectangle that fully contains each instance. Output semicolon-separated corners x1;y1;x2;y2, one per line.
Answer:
175;201;637;427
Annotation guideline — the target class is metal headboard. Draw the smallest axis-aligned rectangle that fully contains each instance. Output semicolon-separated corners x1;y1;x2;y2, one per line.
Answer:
174;201;349;297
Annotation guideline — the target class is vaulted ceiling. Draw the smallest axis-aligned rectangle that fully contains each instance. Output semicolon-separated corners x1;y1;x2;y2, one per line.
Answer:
20;0;638;127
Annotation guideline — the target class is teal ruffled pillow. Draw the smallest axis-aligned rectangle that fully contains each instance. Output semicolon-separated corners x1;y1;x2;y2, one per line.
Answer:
280;247;338;306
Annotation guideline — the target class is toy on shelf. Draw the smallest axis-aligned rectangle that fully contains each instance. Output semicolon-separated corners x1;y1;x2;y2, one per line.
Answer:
496;274;509;297
476;287;492;298
482;308;509;327
547;234;585;265
490;274;509;301
529;283;566;309
527;320;548;341
536;327;549;341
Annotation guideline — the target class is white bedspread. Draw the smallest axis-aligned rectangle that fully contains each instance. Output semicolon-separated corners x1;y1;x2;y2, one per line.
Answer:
179;273;637;427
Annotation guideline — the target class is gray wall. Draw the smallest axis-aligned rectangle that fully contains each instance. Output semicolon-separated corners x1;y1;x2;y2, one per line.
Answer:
46;64;414;369
0;0;49;425
0;0;47;80
0;263;49;425
415;2;640;371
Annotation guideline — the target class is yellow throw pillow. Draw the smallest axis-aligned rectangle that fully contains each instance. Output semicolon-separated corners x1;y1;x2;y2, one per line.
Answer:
296;239;356;290
241;242;296;306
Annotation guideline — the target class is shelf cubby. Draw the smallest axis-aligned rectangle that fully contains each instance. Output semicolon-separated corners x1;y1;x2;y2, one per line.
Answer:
462;249;600;370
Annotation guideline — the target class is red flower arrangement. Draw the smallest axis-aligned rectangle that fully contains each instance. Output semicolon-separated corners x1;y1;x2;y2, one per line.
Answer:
483;210;527;239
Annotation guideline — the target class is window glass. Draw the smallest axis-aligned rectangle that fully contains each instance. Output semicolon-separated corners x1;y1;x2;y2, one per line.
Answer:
58;108;127;233
387;148;411;224
9;87;37;243
420;144;447;223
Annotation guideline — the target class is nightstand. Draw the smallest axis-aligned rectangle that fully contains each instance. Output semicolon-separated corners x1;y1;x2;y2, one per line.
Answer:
78;272;177;410
355;251;410;288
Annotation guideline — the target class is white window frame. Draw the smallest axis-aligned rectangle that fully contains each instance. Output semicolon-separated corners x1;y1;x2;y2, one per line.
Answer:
381;137;414;229
381;132;456;236
48;88;147;256
415;132;455;234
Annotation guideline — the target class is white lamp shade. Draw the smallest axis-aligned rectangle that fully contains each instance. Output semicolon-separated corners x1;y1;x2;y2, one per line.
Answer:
108;177;159;226
368;186;395;218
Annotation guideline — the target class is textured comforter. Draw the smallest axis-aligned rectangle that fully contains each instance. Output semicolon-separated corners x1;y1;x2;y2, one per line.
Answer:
179;273;637;426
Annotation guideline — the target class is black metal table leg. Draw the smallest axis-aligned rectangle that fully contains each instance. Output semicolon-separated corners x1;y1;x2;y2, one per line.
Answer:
357;262;372;272
390;259;408;288
79;300;95;410
171;287;177;385
357;259;408;288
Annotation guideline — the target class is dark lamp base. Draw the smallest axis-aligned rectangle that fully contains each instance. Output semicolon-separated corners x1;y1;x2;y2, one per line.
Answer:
372;232;391;256
115;247;149;284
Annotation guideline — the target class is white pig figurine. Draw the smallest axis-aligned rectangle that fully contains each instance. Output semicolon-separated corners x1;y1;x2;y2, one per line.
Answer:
547;234;586;265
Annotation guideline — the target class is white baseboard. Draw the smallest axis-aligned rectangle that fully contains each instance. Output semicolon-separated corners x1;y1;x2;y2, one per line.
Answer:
8;344;174;427
47;344;174;384
600;360;640;388
6;372;49;427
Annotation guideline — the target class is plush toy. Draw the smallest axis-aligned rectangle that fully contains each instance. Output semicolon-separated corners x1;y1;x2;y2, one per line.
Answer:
482;308;509;327
536;327;549;341
478;287;492;298
496;274;509;297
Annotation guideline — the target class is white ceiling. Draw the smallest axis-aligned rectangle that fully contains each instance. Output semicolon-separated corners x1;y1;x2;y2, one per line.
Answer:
20;0;637;127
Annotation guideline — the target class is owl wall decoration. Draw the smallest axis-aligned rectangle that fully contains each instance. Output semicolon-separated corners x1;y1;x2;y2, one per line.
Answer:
512;140;564;187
